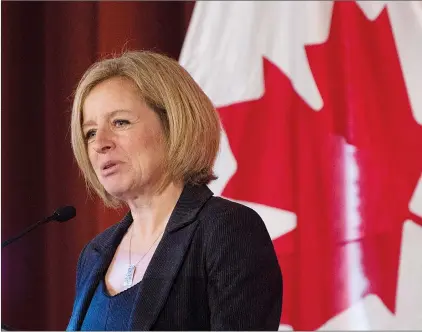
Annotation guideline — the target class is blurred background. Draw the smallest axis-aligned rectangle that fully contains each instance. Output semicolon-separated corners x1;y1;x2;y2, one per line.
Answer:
2;1;422;330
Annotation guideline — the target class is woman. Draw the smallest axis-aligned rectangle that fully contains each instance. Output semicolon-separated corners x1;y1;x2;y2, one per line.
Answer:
67;50;282;331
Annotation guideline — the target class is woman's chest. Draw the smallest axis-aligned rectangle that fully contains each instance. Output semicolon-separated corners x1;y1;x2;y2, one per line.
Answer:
104;243;157;295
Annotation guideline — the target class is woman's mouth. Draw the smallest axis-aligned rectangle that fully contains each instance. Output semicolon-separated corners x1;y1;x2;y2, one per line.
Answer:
101;161;121;176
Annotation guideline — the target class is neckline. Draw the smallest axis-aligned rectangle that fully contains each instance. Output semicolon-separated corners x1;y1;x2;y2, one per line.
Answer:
100;278;143;298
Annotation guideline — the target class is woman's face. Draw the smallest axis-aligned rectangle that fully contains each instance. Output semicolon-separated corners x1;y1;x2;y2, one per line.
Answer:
82;76;167;200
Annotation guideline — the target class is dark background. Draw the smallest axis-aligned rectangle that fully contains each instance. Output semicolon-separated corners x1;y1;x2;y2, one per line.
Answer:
2;2;195;329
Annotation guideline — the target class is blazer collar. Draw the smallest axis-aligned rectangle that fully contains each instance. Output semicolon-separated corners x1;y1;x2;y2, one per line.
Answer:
166;183;214;232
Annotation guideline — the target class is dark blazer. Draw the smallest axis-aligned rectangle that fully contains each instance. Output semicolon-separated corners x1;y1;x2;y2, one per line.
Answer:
67;184;282;331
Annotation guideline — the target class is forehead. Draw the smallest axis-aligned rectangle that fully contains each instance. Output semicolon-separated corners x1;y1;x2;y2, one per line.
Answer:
82;77;142;119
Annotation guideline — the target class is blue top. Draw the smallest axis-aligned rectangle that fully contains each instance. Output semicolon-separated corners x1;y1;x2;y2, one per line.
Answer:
81;278;142;331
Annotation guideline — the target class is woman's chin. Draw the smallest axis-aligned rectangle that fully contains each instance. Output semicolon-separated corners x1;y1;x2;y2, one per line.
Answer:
103;185;131;200
104;183;148;202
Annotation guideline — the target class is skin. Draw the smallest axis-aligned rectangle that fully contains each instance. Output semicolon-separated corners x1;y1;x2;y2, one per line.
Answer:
82;76;183;294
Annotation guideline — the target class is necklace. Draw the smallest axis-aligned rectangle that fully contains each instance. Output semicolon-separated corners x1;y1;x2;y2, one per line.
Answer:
123;226;164;288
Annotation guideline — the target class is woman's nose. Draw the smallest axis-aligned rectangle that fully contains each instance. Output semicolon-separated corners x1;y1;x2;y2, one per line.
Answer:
92;128;115;153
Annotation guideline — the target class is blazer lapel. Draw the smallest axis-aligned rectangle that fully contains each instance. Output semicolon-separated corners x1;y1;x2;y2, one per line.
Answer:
129;184;213;331
67;249;105;330
67;214;133;331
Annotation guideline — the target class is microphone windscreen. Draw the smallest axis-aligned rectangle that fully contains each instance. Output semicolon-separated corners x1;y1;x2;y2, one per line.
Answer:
53;206;76;222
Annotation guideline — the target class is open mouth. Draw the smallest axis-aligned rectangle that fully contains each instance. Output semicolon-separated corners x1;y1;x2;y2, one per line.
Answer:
101;161;120;175
103;162;116;170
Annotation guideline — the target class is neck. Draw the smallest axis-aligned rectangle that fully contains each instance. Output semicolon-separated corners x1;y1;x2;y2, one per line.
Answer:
127;181;184;239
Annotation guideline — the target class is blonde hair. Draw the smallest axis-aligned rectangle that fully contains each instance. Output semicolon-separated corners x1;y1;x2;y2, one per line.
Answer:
71;50;221;207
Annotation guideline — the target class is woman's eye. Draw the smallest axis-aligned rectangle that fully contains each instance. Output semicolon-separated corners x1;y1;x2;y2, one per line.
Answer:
85;130;96;141
113;119;130;127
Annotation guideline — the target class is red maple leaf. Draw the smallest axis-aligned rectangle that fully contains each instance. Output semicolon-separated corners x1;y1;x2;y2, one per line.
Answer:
217;2;422;330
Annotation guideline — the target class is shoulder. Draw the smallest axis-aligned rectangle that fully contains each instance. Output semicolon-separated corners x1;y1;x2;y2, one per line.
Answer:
200;195;264;224
79;214;131;261
198;195;271;243
199;196;281;284
200;195;261;220
83;221;122;252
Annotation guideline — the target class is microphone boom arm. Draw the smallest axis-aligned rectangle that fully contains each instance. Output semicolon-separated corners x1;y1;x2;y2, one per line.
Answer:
2;218;49;249
1;206;75;249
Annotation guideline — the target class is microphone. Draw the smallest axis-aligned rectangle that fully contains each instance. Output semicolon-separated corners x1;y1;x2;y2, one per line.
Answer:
1;205;76;249
46;205;76;222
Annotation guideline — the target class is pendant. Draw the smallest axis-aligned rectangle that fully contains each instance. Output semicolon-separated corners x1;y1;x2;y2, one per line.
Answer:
123;264;136;287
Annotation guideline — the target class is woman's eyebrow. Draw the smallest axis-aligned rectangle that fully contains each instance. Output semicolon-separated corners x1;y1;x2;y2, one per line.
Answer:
82;109;133;128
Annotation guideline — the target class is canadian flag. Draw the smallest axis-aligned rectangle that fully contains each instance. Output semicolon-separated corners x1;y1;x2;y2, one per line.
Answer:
179;1;422;330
